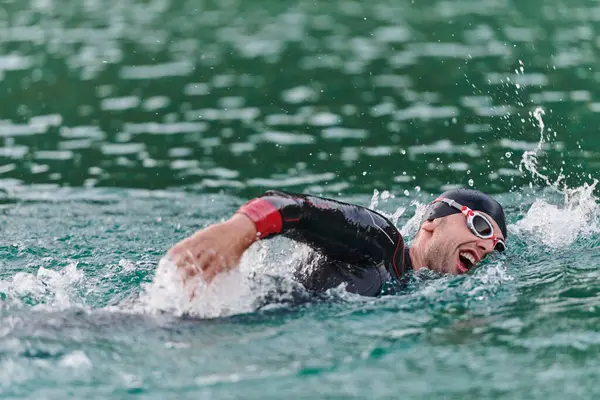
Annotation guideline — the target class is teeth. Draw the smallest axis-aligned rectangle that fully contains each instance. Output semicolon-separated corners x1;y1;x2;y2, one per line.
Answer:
460;252;476;265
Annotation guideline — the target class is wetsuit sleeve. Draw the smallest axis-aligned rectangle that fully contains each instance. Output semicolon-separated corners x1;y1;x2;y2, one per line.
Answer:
236;190;408;279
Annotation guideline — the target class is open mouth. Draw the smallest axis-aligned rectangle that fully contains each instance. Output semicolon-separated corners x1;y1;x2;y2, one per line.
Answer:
457;251;477;273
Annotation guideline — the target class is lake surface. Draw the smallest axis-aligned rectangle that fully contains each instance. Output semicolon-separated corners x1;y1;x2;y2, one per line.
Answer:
1;0;600;398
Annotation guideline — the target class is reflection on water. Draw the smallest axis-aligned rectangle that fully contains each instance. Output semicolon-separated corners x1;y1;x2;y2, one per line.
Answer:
1;0;600;196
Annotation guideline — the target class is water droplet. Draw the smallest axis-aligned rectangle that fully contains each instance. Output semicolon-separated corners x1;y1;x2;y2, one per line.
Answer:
505;152;512;158
403;190;410;196
362;171;367;176
468;179;474;187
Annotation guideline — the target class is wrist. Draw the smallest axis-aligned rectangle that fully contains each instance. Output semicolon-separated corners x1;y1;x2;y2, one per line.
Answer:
235;198;283;239
230;213;259;244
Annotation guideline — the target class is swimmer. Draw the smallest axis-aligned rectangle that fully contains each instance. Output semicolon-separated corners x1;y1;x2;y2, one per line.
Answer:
167;189;507;297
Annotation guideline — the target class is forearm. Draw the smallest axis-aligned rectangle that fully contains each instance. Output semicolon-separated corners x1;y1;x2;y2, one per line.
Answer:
229;213;259;244
236;190;405;278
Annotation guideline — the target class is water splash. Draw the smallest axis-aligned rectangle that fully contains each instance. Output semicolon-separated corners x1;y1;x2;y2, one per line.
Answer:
400;201;429;240
511;182;600;248
513;106;599;248
138;241;319;318
138;257;257;318
0;263;84;309
519;107;563;190
369;189;406;225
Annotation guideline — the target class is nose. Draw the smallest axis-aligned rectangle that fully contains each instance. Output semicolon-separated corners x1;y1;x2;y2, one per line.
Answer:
476;237;495;255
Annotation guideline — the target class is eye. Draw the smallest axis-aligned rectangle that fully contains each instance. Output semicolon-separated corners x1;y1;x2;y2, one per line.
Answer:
472;215;492;236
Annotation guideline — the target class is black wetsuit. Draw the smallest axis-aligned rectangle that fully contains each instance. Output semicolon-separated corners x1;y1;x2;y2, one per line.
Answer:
244;190;413;297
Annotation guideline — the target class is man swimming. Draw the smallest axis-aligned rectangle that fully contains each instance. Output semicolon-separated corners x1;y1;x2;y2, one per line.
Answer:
167;188;507;297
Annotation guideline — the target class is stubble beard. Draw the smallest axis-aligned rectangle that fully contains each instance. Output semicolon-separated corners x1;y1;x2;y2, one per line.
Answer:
426;239;450;274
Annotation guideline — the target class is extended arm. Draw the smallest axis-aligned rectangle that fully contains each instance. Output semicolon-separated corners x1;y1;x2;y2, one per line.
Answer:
168;191;407;283
237;190;406;279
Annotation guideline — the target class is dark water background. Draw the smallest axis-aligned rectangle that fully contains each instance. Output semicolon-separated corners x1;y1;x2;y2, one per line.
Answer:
2;0;600;195
1;0;600;398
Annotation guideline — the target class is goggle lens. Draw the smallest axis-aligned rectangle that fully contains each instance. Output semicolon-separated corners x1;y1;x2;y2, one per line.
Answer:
495;241;506;252
472;215;492;237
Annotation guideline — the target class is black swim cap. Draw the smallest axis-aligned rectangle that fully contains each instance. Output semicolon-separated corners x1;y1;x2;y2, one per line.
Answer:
422;188;507;239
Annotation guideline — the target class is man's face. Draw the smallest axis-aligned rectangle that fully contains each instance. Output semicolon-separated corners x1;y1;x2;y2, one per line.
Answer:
422;212;505;274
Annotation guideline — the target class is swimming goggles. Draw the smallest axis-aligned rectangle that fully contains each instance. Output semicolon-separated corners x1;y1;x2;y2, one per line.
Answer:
433;197;507;252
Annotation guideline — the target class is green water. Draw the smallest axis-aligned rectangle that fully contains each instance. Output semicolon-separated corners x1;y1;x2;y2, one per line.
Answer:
2;0;600;398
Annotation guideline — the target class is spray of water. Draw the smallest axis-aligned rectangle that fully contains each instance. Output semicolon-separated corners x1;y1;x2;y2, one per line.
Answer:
513;106;599;247
138;239;320;318
138;257;257;318
369;189;406;225
0;263;84;310
519;107;555;188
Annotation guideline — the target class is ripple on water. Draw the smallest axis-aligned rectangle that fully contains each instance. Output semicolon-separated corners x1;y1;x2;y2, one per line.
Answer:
101;96;141;111
0;0;596;195
257;131;315;145
120;62;195;80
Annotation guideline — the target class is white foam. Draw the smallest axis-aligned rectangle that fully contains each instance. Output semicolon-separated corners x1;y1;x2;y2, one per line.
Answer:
515;104;600;248
511;183;599;248
59;350;93;369
138;242;314;319
0;263;84;309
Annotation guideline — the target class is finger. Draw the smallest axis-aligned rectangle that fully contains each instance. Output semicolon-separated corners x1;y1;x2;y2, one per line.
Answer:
169;246;192;267
182;263;201;280
167;238;189;258
203;258;227;284
196;249;217;271
168;232;201;258
177;250;200;280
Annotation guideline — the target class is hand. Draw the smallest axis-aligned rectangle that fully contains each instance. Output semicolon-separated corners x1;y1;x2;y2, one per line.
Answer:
167;213;258;283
